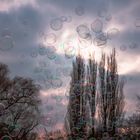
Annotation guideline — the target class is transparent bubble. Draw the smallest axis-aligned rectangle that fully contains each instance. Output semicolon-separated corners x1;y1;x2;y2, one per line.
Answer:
38;45;47;56
65;47;76;59
46;46;56;60
120;45;127;51
0;135;12;140
50;18;63;31
60;16;67;22
91;19;103;33
38;61;47;68
44;33;56;45
0;36;14;51
107;28;119;39
105;14;112;21
94;33;107;47
75;6;85;16
135;18;140;27
66;16;72;23
76;24;91;39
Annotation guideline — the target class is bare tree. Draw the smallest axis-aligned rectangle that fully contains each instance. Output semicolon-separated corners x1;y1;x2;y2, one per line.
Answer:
0;63;41;140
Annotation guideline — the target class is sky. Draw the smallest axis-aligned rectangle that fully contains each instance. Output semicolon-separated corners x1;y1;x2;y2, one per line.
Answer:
0;0;140;132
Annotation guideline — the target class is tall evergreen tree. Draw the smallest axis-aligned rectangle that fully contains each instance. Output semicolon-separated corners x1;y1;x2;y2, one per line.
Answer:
86;54;97;136
65;53;86;139
98;49;125;135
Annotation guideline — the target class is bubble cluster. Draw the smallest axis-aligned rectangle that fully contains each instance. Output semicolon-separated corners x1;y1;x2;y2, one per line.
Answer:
91;19;103;33
94;33;107;47
76;24;91;39
51;77;63;89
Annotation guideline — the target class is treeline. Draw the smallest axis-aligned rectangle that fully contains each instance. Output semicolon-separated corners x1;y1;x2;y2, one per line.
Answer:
65;49;125;139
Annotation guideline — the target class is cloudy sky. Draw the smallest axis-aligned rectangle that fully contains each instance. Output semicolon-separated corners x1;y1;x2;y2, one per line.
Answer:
0;0;140;132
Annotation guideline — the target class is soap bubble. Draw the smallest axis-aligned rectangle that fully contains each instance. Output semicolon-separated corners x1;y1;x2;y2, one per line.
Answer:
44;33;56;45
50;18;63;31
75;6;85;16
105;14;112;21
60;16;67;22
65;47;76;59
66;16;72;23
107;28;119;39
0;36;14;51
38;45;47;56
94;33;107;47
91;19;103;33
46;46;56;60
76;24;91;39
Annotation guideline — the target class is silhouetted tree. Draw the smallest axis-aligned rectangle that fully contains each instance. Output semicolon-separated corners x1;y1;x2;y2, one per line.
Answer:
65;53;86;139
98;49;125;135
86;54;97;136
0;63;41;140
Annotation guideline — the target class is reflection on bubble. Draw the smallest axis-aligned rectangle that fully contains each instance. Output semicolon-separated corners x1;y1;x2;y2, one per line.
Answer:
75;6;85;16
60;16;67;22
107;28;119;39
94;33;107;47
66;16;72;23
65;47;76;59
45;33;56;45
50;18;63;31
91;19;103;33
78;37;92;49
0;36;14;51
135;18;140;27
76;24;91;39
